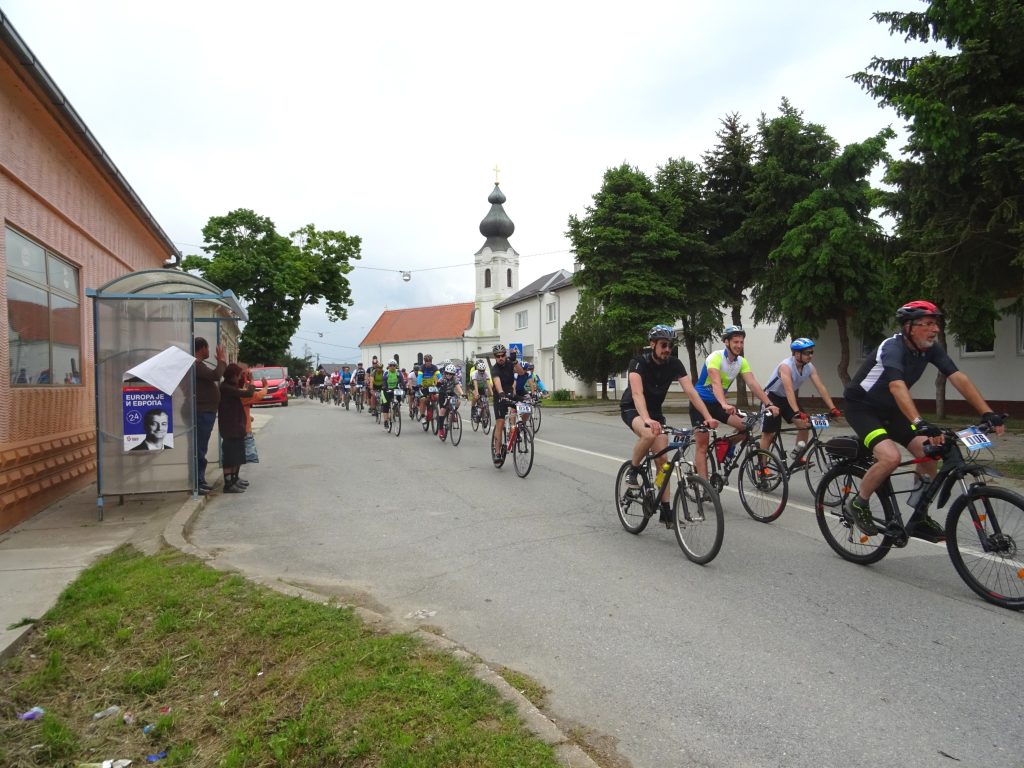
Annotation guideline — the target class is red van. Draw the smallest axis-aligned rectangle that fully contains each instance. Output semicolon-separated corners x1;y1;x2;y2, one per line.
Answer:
249;366;289;407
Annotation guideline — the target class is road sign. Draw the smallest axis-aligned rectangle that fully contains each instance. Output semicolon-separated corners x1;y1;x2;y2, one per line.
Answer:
509;343;524;358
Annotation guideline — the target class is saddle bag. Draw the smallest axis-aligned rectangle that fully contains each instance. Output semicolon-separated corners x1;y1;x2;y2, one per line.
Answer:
824;435;863;460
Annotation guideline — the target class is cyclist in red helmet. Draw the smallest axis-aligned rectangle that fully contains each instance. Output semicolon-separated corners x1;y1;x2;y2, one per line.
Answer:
842;300;1005;542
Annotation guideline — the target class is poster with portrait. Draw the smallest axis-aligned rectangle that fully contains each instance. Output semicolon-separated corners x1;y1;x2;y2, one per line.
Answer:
123;384;174;452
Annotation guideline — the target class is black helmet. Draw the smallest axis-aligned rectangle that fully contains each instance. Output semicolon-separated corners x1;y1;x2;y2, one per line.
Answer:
648;324;676;342
722;325;746;341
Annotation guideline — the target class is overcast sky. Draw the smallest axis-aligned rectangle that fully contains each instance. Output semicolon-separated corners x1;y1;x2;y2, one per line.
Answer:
4;0;928;364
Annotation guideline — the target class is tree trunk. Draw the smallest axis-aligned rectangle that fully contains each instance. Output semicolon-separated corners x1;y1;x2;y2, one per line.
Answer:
835;312;852;386
934;329;948;418
732;302;749;407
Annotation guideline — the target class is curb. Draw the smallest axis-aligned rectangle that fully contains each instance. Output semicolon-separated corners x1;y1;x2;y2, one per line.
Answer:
160;502;601;768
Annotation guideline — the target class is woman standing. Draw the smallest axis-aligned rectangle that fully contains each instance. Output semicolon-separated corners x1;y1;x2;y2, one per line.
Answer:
218;363;254;493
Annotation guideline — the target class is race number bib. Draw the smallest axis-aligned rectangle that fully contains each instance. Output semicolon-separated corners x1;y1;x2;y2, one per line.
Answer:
516;402;533;415
956;426;992;452
811;415;830;430
428;386;438;393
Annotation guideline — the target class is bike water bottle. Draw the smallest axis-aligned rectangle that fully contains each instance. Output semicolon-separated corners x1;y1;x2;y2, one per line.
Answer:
907;475;931;508
725;443;735;460
654;462;671;487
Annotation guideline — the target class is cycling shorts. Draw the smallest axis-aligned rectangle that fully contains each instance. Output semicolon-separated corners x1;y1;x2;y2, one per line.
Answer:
761;392;799;433
688;399;730;427
844;399;917;451
494;394;522;421
620;409;665;430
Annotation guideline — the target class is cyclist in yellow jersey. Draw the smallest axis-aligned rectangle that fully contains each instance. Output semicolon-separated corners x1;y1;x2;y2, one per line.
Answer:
690;325;779;480
418;354;440;422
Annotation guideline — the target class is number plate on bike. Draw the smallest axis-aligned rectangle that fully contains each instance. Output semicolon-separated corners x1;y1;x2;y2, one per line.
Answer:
516;403;532;415
956;426;992;451
811;415;830;429
428;386;438;393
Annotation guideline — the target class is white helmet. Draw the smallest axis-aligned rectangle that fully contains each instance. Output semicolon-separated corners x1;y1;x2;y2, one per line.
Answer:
475;360;487;371
444;363;458;375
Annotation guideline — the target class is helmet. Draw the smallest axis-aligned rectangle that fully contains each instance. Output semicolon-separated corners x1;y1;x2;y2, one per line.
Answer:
493;344;507;355
387;360;397;367
444;363;458;375
790;337;815;351
523;362;534;371
475;360;487;371
648;324;676;342
896;300;943;323
413;364;421;372
722;325;746;341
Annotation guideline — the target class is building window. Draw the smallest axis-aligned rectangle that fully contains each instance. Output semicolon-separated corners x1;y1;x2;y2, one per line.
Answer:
484;269;491;289
515;309;528;330
546;302;556;323
6;227;82;386
961;323;995;357
507;268;512;287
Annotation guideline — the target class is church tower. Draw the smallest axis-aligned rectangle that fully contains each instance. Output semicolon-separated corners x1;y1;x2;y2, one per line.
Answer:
472;178;519;338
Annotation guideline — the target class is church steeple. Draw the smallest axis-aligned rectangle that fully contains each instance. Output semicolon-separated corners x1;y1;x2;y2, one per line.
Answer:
478;184;515;252
471;176;520;340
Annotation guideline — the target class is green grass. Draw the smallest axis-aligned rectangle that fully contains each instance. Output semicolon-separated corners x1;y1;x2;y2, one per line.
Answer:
0;548;567;768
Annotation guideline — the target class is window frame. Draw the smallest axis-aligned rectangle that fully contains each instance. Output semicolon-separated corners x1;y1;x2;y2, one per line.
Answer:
6;226;83;387
515;309;528;330
545;301;556;323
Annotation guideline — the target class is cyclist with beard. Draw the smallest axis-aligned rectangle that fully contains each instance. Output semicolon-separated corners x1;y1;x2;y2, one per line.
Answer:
622;325;719;525
842;300;1005;541
418;354;440;422
490;344;525;465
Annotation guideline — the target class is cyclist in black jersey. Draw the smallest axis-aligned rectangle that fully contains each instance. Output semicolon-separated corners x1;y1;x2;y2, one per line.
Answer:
490;343;525;464
842;300;1005;541
621;325;719;525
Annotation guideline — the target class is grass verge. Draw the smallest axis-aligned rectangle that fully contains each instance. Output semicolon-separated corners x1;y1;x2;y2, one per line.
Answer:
0;548;566;768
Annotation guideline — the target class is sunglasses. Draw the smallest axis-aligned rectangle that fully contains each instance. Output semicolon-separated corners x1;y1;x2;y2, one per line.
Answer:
495;353;506;358
800;350;815;355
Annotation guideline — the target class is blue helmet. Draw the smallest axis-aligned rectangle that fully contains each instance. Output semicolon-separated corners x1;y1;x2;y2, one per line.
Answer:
790;337;815;351
648;324;676;342
722;325;746;341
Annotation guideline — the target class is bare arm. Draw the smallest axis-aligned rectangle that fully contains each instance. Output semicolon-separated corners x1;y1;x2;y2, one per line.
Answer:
948;371;1005;435
742;371;775;410
809;370;838;411
679;376;718;428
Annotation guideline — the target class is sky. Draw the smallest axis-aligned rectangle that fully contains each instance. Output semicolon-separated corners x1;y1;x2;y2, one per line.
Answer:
3;0;930;364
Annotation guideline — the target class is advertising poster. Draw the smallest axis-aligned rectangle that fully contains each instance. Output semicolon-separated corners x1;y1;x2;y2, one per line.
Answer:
123;384;174;452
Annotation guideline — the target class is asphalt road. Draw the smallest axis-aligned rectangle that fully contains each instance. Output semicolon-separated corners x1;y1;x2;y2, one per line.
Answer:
193;398;1024;768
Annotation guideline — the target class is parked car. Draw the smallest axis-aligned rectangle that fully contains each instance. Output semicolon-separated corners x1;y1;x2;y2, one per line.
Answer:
248;366;289;407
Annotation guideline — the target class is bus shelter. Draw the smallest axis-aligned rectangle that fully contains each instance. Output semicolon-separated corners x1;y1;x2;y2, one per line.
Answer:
86;270;246;518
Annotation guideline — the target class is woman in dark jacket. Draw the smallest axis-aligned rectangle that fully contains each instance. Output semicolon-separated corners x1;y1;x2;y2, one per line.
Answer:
219;363;254;493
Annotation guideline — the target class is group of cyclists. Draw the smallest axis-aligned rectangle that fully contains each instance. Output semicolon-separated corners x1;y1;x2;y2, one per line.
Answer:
304;349;547;445
621;300;1006;539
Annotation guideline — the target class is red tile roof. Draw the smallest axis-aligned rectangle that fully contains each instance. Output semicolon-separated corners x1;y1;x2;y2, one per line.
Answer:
360;303;475;346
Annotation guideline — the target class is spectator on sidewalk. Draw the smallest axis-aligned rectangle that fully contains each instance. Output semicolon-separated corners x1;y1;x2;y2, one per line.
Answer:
194;337;226;494
218;363;255;493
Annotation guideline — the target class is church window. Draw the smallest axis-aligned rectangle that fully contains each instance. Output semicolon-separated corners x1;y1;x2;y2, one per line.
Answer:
484;269;491;288
507;268;512;287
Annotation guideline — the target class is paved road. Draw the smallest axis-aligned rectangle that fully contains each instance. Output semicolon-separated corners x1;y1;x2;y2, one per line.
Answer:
193;399;1024;768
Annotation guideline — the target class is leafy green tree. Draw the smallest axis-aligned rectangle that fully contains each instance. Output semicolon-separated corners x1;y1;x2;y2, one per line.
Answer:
752;129;896;384
567;164;683;353
654;157;724;373
702;113;757;326
557;291;630;399
853;0;1024;346
181;209;361;364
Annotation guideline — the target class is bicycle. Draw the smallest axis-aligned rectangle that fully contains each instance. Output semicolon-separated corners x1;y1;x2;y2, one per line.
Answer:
760;413;840;498
814;419;1024;610
439;395;463;446
353;384;364;413
702;407;789;523
421;386;439;433
614;425;725;564
408;388;419;421
528;392;542;433
341;386;351;410
492;397;534;477
471;395;492;434
384;389;403;436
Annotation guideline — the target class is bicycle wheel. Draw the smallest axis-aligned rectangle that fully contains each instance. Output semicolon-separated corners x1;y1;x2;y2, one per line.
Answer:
393;406;402;437
814;463;894;564
737;450;789;523
481;407;492;435
803;441;837;499
945;486;1024;609
431;407;439;434
449;411;462;446
471;406;480;432
530;403;542;433
422;407;431;431
673;474;724;564
513;425;534;477
615;460;651;534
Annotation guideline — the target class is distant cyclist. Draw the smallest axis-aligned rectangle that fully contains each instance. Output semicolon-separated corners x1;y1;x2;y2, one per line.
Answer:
759;338;842;458
379;360;405;430
842;301;1005;541
436;363;465;440
622;325;719;526
490;344;526;464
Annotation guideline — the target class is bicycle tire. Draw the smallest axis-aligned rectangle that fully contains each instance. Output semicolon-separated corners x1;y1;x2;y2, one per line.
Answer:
481;407;491;434
450;410;462;446
431;408;439;434
492;425;507;468
673;474;724;564
945;485;1024;610
422;408;431;431
471;406;480;432
513;425;534;477
814;463;894;564
803;441;837;499
738;450;789;523
530;403;542;433
393;406;401;437
615;460;651;534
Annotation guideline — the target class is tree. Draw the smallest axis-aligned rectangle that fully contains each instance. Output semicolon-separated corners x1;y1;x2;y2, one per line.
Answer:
752;129;897;384
557;291;630;399
654;157;724;373
181;209;361;364
853;0;1024;347
567;164;683;353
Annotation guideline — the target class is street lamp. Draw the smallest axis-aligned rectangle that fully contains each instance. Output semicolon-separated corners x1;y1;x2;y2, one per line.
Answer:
401;271;411;282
